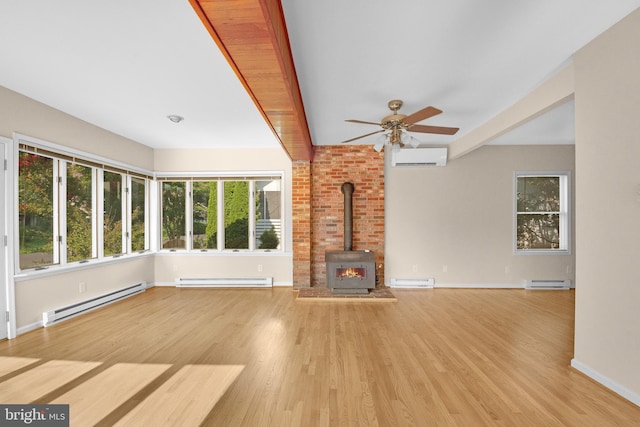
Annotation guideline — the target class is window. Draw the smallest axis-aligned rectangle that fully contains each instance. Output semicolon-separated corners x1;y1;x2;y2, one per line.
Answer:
18;152;55;269
515;172;569;253
161;181;186;249
17;140;150;271
255;179;281;250
159;175;283;252
191;181;216;250
130;177;147;252
224;181;249;249
103;171;124;256
66;163;95;262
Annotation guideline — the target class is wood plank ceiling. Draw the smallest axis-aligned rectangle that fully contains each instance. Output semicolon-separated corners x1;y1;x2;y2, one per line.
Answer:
189;0;314;161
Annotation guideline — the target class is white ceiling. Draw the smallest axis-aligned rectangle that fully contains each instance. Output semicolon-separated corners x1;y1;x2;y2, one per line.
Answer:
0;0;279;149
1;1;639;152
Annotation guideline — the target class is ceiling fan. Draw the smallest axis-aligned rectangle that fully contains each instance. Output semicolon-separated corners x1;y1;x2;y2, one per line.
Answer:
342;99;459;152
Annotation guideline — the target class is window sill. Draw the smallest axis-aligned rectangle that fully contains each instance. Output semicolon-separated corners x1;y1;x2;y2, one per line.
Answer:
156;250;291;257
515;249;571;256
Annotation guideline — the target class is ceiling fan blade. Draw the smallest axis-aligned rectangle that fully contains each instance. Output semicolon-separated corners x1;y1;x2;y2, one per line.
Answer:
408;124;459;135
341;129;385;143
345;119;380;126
402;106;442;125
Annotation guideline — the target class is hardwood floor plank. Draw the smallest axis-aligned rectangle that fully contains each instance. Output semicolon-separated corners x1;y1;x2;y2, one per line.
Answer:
114;364;244;426
0;356;40;378
0;287;639;426
51;362;171;426
0;360;101;404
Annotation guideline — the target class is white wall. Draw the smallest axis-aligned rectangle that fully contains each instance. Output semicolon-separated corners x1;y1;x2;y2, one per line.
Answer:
14;257;154;331
0;85;153;170
154;253;292;286
573;8;640;403
385;145;575;287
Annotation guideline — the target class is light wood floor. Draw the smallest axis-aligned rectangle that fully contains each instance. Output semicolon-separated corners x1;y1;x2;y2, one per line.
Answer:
1;287;639;426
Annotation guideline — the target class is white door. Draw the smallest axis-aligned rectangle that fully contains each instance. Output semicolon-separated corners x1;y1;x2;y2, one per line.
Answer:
0;139;8;340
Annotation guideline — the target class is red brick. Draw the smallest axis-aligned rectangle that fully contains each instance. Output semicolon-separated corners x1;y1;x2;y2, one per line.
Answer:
289;145;386;287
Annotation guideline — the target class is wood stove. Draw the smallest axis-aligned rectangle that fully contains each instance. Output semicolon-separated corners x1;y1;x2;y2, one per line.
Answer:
325;250;376;294
325;182;376;294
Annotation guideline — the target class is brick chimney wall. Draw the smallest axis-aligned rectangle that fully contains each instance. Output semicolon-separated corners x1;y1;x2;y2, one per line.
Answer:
309;146;385;287
292;160;312;287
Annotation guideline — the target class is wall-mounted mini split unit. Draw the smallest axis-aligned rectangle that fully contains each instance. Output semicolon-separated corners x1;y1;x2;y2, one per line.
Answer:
391;147;448;167
390;278;435;288
525;279;571;290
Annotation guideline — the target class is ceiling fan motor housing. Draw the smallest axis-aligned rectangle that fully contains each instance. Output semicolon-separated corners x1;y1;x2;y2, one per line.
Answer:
381;114;408;130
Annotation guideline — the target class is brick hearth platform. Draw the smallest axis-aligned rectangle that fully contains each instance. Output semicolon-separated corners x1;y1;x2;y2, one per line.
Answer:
295;286;396;302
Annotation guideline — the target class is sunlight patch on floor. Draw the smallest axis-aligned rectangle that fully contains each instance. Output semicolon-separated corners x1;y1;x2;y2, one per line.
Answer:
0;357;244;425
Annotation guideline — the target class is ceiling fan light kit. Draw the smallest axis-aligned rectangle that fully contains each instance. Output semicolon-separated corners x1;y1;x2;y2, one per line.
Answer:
344;99;459;151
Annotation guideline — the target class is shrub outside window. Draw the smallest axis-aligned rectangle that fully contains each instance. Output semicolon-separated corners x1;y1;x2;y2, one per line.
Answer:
161;181;186;249
103;171;124;256
66;163;95;262
18;152;55;269
192;181;217;250
224;181;250;250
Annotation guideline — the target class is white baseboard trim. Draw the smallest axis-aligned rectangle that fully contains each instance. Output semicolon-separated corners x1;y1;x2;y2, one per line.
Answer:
273;282;293;287
152;282;175;287
571;358;640;407
17;321;43;336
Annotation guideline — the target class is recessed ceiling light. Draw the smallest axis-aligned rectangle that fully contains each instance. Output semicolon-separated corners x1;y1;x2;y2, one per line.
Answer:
167;115;184;123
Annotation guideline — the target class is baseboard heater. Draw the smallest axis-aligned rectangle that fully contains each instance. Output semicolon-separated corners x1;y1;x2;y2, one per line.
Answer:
43;282;146;326
176;277;273;288
525;279;571;290
390;278;435;288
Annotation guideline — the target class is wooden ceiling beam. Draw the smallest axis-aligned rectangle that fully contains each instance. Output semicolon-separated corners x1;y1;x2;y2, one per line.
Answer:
189;0;314;161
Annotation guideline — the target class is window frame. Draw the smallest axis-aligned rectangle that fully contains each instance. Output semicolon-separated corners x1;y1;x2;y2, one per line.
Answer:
157;172;285;253
254;178;282;251
160;180;187;251
14;134;285;277
14;134;152;274
514;171;571;255
63;161;99;264
128;175;149;254
102;169;127;257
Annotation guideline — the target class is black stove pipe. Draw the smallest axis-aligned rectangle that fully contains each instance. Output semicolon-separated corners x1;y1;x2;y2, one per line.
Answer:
341;182;354;251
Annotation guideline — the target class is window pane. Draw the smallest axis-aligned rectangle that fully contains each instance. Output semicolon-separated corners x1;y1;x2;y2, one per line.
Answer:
255;180;281;250
104;171;123;255
162;181;186;249
131;177;146;252
192;182;217;249
18;152;55;269
67;164;93;262
517;213;560;249
517;177;560;212
224;181;249;249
